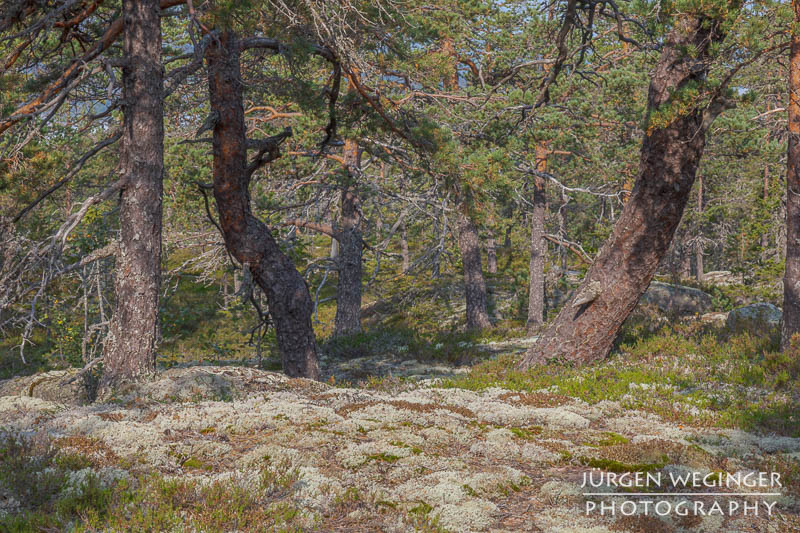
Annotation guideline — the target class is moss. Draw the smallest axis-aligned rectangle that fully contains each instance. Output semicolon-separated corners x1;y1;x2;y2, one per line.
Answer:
366;452;401;463
181;457;212;471
410;501;433;516
584;432;630;447
510;426;542;441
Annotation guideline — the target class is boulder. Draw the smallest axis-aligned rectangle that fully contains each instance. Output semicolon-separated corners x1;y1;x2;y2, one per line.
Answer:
703;270;743;286
0;369;89;406
725;303;782;335
640;281;713;316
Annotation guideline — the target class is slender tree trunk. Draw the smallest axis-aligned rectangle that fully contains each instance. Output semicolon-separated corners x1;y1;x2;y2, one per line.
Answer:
333;69;364;336
527;143;548;333
401;223;410;273
457;207;492;330
101;0;163;392
442;36;490;330
334;141;363;336
206;32;320;379
520;14;729;368
761;165;770;258
486;236;498;274
784;0;800;350
696;174;704;283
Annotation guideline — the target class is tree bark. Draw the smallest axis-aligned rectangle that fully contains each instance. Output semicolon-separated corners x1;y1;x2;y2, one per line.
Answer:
333;139;363;336
486;236;498;274
206;32;320;379
520;14;728;368
527;143;548;333
784;0;800;350
401;223;410;273
695;174;704;283
101;0;163;392
457;207;492;330
442;36;490;330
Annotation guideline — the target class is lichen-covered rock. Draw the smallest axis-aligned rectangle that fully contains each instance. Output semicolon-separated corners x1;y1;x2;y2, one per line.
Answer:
725;303;782;335
0;369;88;406
640;281;713;316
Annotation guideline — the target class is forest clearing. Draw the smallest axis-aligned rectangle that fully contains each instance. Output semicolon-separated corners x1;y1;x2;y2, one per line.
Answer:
2;0;800;531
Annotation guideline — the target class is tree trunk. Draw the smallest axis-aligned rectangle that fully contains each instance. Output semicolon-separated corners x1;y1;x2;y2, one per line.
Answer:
520;14;727;368
527;143;548;333
401;223;410;273
762;165;770;253
441;36;489;330
101;0;163;392
486;236;498;274
334;139;363;336
695;174;704;283
457;207;491;330
784;0;800;350
206;32;320;379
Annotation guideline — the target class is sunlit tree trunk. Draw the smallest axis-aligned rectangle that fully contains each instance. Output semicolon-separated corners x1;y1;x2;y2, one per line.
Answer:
101;0;163;392
696;174;704;283
783;0;800;350
520;14;729;368
527;142;548;333
206;31;320;379
334;138;363;336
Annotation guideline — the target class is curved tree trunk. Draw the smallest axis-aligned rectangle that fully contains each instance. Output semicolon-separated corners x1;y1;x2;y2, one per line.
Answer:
206;31;320;379
784;0;800;350
520;14;728;368
457;206;491;330
101;0;163;392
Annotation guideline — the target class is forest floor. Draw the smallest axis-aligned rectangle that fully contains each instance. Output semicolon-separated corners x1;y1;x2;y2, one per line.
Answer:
1;342;800;532
2;273;800;531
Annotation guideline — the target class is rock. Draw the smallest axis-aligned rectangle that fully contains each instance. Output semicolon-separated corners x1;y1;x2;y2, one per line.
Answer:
725;303;782;335
640;281;713;316
700;312;728;325
703;270;743;286
0;369;88;406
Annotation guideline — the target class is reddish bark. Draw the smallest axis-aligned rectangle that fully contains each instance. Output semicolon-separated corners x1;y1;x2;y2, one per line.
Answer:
206;32;320;379
783;0;800;349
527;143;548;333
520;14;729;367
333;139;364;336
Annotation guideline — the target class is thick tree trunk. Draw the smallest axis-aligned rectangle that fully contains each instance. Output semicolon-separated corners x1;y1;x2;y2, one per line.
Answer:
784;0;800;350
520;15;726;368
457;206;491;330
486;236;498;274
101;0;163;392
206;32;320;379
695;174;704;283
334;141;363;336
527;143;548;333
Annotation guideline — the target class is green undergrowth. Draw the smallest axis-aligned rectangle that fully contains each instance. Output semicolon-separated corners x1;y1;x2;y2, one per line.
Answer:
443;321;800;437
0;434;308;532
